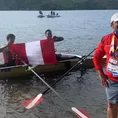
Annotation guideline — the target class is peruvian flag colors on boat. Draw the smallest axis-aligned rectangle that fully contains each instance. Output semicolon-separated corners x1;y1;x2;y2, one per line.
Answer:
10;39;57;66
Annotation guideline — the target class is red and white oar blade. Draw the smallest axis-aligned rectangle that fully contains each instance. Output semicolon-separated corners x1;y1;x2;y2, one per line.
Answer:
71;107;91;118
22;94;43;109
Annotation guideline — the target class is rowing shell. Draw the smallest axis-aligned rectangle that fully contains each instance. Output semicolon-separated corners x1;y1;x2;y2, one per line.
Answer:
0;54;106;79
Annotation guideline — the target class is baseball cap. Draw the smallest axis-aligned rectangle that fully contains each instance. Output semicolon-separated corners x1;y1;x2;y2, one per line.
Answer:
111;13;118;23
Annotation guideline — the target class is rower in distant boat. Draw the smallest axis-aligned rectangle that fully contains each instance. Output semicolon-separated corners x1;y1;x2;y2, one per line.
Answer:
50;11;55;16
53;11;55;16
39;10;43;15
38;10;45;18
1;34;16;66
51;11;53;15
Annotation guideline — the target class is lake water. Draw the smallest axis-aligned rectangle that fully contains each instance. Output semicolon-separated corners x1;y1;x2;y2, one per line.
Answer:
0;10;118;118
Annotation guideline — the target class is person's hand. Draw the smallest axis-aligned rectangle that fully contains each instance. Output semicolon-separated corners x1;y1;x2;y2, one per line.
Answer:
98;70;109;87
53;36;57;40
55;49;57;52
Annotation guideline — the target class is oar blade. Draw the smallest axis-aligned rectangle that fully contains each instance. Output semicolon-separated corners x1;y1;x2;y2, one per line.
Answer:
72;107;91;118
22;94;43;109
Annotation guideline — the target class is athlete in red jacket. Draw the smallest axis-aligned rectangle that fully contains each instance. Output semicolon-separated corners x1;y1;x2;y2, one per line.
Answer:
93;13;118;118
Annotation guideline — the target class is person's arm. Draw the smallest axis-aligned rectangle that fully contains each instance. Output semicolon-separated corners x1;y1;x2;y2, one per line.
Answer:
93;38;109;87
97;69;109;87
53;36;64;42
0;44;9;52
0;41;12;52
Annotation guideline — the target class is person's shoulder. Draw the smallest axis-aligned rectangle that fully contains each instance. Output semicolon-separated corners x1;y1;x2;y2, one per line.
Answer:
101;33;113;43
102;33;113;40
2;46;8;52
1;44;8;49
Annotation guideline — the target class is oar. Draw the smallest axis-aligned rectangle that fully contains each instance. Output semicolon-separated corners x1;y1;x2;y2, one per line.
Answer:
14;53;91;118
56;49;75;52
43;48;96;95
60;53;82;58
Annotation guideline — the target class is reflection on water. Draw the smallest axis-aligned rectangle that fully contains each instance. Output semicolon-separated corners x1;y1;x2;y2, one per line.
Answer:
0;69;107;118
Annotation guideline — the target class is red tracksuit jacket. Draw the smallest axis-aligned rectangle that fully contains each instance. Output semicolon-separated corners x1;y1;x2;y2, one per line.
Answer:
93;32;118;82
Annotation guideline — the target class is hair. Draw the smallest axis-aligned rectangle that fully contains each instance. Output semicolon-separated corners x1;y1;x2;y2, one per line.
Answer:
111;22;113;27
45;29;52;34
6;34;15;41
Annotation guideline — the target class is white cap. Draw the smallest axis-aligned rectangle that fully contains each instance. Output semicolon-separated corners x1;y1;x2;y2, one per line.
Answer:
111;13;118;23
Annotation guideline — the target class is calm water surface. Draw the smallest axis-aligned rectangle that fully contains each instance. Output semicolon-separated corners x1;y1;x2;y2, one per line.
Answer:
0;10;117;118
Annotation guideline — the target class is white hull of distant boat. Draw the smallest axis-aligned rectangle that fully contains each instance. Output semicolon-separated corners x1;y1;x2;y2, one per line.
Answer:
37;15;45;18
46;15;60;18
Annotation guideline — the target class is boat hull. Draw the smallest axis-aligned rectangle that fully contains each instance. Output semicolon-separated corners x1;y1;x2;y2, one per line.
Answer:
37;15;45;18
0;57;106;79
46;15;60;18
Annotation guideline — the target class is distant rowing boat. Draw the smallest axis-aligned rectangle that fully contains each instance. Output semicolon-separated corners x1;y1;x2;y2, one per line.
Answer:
37;15;60;18
37;15;45;18
0;53;106;79
46;15;60;18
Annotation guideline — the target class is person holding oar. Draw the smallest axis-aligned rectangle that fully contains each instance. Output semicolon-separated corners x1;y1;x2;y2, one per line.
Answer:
93;13;118;118
0;34;16;66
